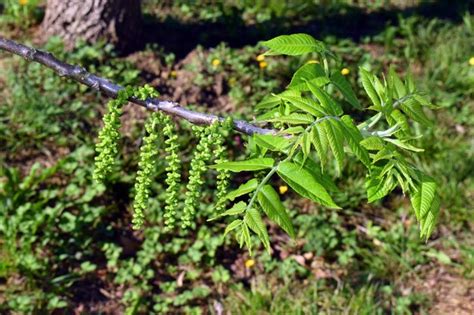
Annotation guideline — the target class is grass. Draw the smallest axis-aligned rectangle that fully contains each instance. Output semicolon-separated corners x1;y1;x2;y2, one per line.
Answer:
0;2;473;314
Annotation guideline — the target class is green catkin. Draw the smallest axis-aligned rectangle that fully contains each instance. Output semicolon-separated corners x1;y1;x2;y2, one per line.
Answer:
132;112;162;229
181;123;217;229
93;88;131;182
131;85;160;229
162;115;181;231
213;118;233;213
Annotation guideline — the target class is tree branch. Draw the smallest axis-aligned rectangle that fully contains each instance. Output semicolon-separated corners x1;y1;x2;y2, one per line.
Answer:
0;37;276;136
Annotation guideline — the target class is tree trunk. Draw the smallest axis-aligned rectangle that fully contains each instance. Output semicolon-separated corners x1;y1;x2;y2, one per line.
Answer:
41;0;142;52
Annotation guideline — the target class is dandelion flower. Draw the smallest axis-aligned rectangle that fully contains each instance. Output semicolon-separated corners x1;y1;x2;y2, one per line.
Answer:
259;61;268;69
469;57;474;66
19;0;28;5
212;59;221;68
245;259;255;268
256;54;265;62
341;68;350;76
279;185;288;194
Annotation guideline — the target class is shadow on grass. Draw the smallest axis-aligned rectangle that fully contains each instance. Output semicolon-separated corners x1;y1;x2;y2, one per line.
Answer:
139;0;473;58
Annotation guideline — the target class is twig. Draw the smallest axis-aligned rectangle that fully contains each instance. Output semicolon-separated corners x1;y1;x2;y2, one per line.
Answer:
0;37;276;136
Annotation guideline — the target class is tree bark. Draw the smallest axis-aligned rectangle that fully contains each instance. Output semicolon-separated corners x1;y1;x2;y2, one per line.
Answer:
41;0;142;52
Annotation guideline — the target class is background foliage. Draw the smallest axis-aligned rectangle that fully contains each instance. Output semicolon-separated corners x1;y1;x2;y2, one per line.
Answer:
0;1;473;314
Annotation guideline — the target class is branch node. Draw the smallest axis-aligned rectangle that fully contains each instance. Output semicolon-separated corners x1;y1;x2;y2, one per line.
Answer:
24;48;37;61
158;101;178;109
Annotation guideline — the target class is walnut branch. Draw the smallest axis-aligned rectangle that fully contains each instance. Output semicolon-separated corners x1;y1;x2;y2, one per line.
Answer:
0;37;276;136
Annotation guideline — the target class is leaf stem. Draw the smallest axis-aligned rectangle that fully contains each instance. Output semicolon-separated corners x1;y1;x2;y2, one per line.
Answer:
246;165;278;211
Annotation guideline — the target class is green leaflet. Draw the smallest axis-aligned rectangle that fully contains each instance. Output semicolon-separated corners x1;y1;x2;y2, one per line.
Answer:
366;171;397;202
268;113;315;125
321;119;345;176
394;171;409;194
224;219;242;237
372;74;386;104
414;95;436;108
410;175;440;240
208;201;246;221
307;81;343;116
400;98;433;127
277;160;340;208
261;33;327;56
255;94;281;110
391;109;410;133
394;163;417;192
211;158;274;172
279;94;326;117
279;126;305;135
244;208;271;253
359;67;382;108
372;148;395;163
255;107;280;122
258;185;295;238
331;71;361;109
287;63;328;91
223;179;259;202
411;175;438;222
422;194;440;239
301;132;312;164
405;72;416;93
339;116;370;168
239;222;252;255
360;136;385;151
253;134;292;152
384;138;424;152
292;153;339;192
388;67;406;99
312;123;329;171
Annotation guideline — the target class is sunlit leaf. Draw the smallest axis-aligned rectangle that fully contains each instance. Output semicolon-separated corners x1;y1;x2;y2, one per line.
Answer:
331;71;361;109
261;33;327;56
223;179;259;202
244;209;271;253
277;160;339;208
211;158;274;172
258;185;295;238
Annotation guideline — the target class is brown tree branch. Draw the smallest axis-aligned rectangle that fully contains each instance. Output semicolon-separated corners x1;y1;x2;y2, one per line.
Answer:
0;37;276;135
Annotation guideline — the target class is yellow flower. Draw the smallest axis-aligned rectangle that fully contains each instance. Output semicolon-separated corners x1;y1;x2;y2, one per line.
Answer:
279;185;288;194
341;68;350;76
211;59;221;68
170;70;177;78
259;61;268;69
306;60;320;64
256;54;265;62
469;57;474;66
245;259;255;268
19;0;28;5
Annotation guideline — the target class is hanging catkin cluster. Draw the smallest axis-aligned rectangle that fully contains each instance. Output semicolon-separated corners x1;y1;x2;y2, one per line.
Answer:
162;114;181;231
93;84;233;230
180;120;231;228
132;112;162;229
93;88;132;182
181;124;215;229
212;118;232;213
